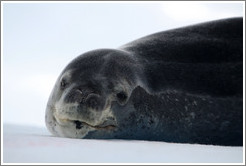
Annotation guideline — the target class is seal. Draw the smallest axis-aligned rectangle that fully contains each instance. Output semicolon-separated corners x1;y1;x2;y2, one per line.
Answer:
45;17;243;146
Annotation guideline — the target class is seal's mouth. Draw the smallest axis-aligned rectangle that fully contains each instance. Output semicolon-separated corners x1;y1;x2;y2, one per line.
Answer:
73;120;116;130
54;114;117;131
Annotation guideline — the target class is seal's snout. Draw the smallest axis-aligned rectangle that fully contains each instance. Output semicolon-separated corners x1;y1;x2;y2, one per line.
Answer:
63;86;105;111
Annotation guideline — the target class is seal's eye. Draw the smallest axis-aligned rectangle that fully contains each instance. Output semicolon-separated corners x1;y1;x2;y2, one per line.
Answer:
60;79;67;89
116;91;128;105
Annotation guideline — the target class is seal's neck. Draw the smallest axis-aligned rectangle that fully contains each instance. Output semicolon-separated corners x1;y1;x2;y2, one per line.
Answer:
143;62;242;97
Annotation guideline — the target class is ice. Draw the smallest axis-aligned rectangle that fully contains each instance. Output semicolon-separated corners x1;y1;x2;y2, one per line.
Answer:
2;124;243;163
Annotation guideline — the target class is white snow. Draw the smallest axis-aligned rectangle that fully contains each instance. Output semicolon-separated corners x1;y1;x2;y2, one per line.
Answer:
2;124;243;164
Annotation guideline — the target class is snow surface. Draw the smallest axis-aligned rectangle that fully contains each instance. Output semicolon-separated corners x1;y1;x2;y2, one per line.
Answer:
2;124;243;164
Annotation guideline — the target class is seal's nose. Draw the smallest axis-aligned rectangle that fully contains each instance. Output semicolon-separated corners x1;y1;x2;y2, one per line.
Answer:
85;94;101;110
64;87;104;110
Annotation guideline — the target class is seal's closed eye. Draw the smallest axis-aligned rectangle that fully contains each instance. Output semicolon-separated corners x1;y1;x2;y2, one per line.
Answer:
60;70;73;89
60;79;67;88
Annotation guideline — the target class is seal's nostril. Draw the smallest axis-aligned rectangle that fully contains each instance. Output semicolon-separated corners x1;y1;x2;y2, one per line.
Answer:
87;98;97;107
85;94;100;109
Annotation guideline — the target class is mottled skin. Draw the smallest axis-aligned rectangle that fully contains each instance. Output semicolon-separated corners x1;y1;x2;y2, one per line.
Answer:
46;17;243;146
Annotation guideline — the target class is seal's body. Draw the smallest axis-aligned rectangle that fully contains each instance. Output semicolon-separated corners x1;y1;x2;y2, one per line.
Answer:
46;18;243;146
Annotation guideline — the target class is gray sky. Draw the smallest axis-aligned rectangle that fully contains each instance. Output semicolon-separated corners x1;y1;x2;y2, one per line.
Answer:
2;2;244;127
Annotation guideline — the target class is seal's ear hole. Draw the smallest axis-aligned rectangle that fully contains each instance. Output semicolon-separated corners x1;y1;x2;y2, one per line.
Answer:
116;91;128;105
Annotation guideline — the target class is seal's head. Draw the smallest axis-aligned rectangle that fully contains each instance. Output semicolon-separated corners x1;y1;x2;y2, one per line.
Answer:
45;49;142;138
